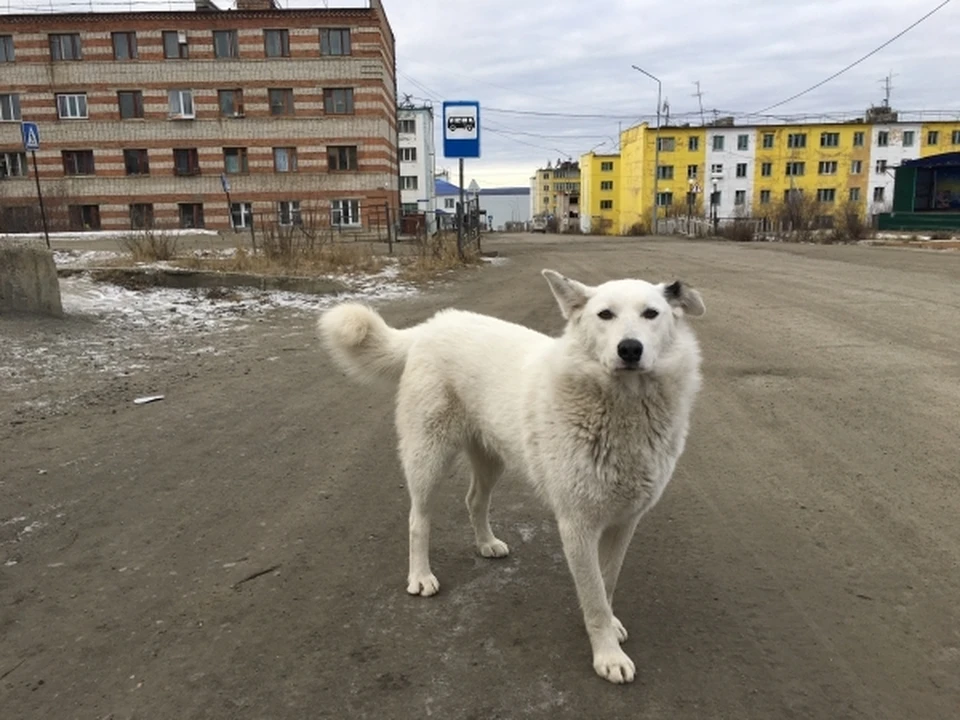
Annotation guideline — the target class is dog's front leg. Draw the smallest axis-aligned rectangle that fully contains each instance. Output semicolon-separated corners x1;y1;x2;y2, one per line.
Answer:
557;518;636;684
599;515;642;643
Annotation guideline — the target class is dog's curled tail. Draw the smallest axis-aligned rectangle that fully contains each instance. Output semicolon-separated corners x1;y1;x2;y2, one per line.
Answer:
318;303;414;385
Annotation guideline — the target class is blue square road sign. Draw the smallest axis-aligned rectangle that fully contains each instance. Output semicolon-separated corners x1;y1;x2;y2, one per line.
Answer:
442;101;480;159
21;122;40;151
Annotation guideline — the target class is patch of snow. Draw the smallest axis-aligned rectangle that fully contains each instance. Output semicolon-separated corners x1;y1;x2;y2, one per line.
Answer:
482;256;509;266
1;229;219;243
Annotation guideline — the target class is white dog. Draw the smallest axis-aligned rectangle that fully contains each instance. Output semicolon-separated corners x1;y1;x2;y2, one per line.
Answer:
318;270;705;684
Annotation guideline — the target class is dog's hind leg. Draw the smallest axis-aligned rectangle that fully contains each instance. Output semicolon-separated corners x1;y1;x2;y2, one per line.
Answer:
598;515;642;643
465;440;509;558
557;518;636;684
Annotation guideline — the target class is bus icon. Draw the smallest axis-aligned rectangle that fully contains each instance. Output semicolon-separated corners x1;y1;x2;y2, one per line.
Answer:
447;115;475;132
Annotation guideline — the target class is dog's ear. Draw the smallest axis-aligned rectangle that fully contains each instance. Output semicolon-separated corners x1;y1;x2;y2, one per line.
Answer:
663;281;705;317
542;269;592;319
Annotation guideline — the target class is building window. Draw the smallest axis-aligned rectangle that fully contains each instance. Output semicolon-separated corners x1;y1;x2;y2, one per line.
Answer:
762;133;774;148
656;192;673;207
123;149;149;176
230;202;253;229
849;187;861;202
56;93;88;120
0;35;13;62
853;131;865;147
953;130;960;145
816;188;836;203
178;203;204;229
851;160;862;174
0;151;28;178
398;118;416;134
877;131;889;147
223;147;248;175
320;28;351;56
737;134;749;150
784;189;801;203
902;130;915;147
873;187;885;202
112;31;137;60
656;137;675;152
278;201;302;226
168;89;195;118
787;133;806;148
875;159;887;174
324;88;354;115
785;161;805;176
173;148;200;176
400;147;417;162
401;203;419;215
62;150;94;175
444;198;455;209
735;163;747;178
687;164;698;179
818;161;838;175
129;203;154;229
712;191;722;206
331;199;360;226
269;88;295;116
760;189;771;204
712;136;724;151
688;136;699;151
927;130;939;145
218;89;244;117
710;163;723;175
49;33;81;61
656;165;674;180
264;29;290;58
400;175;419;190
163;30;188;59
820;132;840;147
213;30;239;59
543;184;549;191
542;196;549;206
273;147;297;173
760;162;772;177
600;180;614;190
0;93;21;121
734;190;746;205
118;90;144;119
68;204;100;230
600;161;614;171
327;145;357;171
600;200;613;210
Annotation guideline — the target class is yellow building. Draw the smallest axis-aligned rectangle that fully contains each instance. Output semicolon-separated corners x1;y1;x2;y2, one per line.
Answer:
618;124;706;233
530;161;581;227
579;151;621;234
920;121;960;158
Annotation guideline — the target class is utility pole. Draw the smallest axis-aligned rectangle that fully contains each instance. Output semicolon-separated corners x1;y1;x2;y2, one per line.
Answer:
692;81;706;126
880;71;897;107
632;65;662;235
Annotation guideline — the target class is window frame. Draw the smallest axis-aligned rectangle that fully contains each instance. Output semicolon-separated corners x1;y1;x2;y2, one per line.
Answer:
327;145;358;172
163;30;189;59
0;92;21;121
268;88;295;116
112;31;138;61
62;149;95;176
117;90;145;120
168;89;195;119
218;89;244;118
323;88;354;115
1;34;15;63
49;33;82;61
223;147;249;175
320;28;351;56
123;148;150;176
213;29;240;59
129;203;154;230
173;148;201;176
277;200;302;227
331;198;361;226
264;29;290;58
178;203;205;229
56;92;88;120
273;147;298;173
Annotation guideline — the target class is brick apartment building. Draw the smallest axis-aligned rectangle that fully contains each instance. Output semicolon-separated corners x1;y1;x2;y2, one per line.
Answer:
0;0;397;233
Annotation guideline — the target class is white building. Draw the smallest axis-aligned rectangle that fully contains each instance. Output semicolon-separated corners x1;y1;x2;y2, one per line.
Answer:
398;104;437;233
705;128;757;219
478;187;531;230
867;122;921;216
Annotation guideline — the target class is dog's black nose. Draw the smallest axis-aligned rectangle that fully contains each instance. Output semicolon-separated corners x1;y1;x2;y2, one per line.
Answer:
617;339;644;364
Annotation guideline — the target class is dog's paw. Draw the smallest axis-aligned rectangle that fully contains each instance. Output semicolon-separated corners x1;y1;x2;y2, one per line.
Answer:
406;573;440;597
593;648;636;684
612;615;628;643
478;538;510;558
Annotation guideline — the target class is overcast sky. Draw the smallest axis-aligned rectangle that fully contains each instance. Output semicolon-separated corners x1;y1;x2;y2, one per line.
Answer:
5;0;960;187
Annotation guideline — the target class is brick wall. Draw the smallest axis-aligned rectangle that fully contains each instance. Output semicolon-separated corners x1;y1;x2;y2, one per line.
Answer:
0;7;398;232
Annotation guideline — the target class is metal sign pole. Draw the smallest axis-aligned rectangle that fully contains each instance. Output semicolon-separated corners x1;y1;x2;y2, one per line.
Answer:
31;150;50;249
457;157;465;256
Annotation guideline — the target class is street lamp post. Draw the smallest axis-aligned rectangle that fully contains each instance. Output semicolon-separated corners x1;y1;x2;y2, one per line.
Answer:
632;64;662;235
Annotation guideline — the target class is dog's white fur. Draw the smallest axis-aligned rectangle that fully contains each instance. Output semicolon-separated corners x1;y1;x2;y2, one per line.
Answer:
318;269;705;684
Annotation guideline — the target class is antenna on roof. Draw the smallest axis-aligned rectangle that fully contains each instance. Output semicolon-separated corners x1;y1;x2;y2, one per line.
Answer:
880;71;897;108
692;81;706;126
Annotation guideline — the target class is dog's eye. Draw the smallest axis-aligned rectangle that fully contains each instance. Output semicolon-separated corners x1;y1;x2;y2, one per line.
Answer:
642;308;660;320
597;309;615;320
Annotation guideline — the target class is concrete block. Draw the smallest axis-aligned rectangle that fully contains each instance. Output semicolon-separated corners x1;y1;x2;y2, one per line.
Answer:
0;239;64;317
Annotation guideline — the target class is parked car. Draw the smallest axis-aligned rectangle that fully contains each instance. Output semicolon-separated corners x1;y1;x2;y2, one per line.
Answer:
532;217;547;233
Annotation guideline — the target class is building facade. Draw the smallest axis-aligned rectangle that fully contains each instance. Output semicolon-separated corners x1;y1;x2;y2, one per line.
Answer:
587;111;960;234
579;151;620;234
530;159;580;228
0;0;397;233
397;102;436;233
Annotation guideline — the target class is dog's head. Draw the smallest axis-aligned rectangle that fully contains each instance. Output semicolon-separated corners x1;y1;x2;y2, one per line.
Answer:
542;269;705;375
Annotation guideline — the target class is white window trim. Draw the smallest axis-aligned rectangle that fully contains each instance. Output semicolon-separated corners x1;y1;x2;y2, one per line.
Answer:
331;199;361;227
277;200;302;226
0;93;21;121
168;89;195;119
230;202;253;229
57;93;88;120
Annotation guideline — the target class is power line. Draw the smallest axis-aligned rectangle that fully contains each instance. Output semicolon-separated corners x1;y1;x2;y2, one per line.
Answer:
753;0;953;114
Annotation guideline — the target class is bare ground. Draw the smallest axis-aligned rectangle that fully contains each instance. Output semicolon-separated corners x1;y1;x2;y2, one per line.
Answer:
1;235;959;719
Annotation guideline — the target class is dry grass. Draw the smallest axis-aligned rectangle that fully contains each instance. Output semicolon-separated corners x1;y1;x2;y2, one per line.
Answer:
173;243;387;276
398;231;483;281
117;227;180;261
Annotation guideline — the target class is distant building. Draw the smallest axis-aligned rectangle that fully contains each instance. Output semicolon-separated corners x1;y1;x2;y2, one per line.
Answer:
579;151;620;234
397;103;436;234
434;178;531;231
0;0;398;233
530;159;580;229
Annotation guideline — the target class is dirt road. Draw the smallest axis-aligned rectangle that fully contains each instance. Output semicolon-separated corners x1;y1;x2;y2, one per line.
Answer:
2;236;959;719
